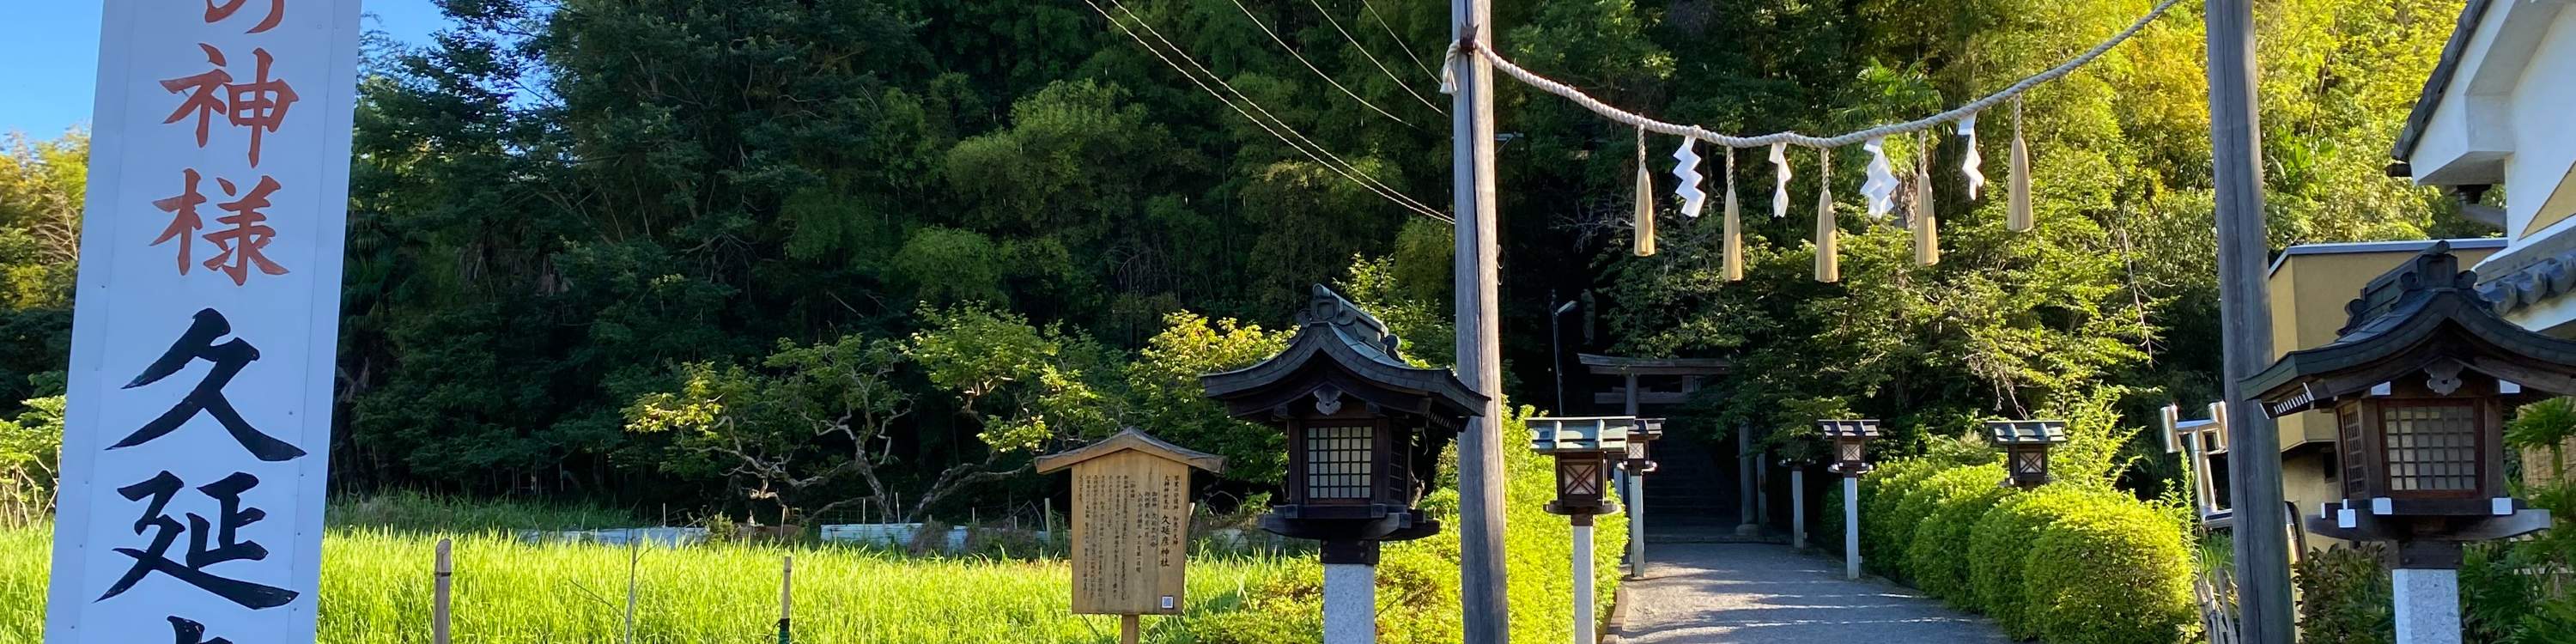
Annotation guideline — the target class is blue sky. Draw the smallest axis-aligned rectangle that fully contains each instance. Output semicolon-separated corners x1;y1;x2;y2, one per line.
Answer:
0;1;457;138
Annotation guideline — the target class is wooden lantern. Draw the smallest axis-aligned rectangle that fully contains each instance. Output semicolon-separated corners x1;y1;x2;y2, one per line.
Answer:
2245;244;2573;556
1200;285;1484;564
1817;419;1882;476
1620;419;1664;476
1984;420;2069;489
1529;417;1645;519
1036;428;1225;617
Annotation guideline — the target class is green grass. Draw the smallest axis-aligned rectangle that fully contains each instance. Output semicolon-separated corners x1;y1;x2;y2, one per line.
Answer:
0;525;1297;643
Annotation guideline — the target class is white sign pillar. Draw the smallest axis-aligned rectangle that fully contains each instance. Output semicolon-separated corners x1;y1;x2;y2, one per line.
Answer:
48;1;361;642
1790;467;1807;549
2392;568;2463;644
1844;476;1862;579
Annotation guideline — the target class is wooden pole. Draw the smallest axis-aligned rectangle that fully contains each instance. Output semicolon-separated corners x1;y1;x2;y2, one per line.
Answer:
623;535;639;644
1790;468;1807;550
2203;0;2292;639
433;538;453;644
1121;615;1141;644
1452;0;1510;640
778;556;793;644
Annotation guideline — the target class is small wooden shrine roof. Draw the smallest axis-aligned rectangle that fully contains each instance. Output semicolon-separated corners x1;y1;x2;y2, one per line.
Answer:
1036;428;1226;475
1578;354;1731;376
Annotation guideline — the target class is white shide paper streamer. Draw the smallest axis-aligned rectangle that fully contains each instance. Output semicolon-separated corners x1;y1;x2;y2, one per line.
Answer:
1769;143;1791;219
1861;137;1899;217
1672;138;1707;218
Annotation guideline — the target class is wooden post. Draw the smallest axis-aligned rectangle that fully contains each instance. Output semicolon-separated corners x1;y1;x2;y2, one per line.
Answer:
1735;427;1759;536
1452;0;1510;640
433;538;453;644
778;556;793;644
2204;0;2292;639
1121;615;1141;644
623;536;639;644
1790;468;1807;550
1626;467;1645;578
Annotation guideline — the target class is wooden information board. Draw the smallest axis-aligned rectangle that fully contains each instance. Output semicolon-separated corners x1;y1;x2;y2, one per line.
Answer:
1036;429;1224;617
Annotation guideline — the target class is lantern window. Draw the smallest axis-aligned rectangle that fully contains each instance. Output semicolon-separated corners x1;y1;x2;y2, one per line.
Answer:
1559;459;1603;496
1304;425;1376;500
2381;402;2479;493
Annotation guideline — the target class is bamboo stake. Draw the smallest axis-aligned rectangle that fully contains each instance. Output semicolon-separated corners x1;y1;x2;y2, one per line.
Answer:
778;556;794;644
433;538;453;644
623;534;639;644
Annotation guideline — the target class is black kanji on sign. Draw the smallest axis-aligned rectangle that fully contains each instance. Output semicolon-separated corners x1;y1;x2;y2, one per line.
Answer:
99;471;298;610
112;307;304;461
167;616;235;644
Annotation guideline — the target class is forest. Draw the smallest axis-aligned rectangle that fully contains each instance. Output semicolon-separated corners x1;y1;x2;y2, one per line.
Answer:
0;0;2477;526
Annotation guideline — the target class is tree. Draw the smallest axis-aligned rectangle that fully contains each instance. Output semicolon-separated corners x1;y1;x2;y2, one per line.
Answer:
1126;311;1289;485
904;304;1118;519
624;337;914;526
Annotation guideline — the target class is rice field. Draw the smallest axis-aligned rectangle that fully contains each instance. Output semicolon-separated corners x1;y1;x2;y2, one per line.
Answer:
0;525;1299;643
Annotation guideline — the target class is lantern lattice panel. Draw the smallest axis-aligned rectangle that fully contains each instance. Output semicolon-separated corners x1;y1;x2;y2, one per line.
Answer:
2381;402;2480;493
1304;425;1375;500
2012;451;2046;476
1559;460;1602;496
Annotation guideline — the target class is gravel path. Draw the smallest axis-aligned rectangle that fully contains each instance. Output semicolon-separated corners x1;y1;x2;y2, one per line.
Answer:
1610;543;2013;644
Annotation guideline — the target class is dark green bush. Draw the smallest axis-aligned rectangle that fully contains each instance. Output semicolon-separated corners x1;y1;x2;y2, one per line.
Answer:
1905;465;2013;605
2293;544;2393;644
1966;485;2117;636
2018;490;2196;644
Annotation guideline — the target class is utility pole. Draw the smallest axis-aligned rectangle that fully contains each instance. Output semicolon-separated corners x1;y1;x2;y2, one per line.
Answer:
2203;0;2293;641
1452;0;1510;641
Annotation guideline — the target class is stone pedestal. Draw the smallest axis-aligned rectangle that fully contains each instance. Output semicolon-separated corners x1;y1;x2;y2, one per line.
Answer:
2392;568;2461;644
1324;563;1376;644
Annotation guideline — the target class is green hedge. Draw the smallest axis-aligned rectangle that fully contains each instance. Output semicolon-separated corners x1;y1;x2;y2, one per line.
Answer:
2019;489;2196;644
1857;459;1941;577
1905;465;2012;605
1856;463;2195;644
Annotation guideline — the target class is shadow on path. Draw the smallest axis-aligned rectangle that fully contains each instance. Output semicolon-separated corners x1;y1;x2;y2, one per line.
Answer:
1611;543;2010;644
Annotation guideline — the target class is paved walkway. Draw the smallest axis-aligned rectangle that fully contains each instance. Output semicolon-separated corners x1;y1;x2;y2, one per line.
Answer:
1610;543;2011;644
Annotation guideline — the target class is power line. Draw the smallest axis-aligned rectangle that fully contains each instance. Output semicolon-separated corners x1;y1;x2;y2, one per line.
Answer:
1304;0;1443;113
1221;0;1421;130
1084;0;1452;224
1100;0;1445;221
1358;0;1437;80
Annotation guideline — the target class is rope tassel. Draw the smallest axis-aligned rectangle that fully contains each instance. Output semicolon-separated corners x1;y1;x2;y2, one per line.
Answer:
1816;147;1839;283
1914;131;1940;265
2008;97;2034;233
1635;128;1656;257
1723;149;1743;282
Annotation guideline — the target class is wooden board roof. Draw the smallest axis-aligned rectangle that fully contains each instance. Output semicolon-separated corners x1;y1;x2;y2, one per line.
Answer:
1036;428;1226;475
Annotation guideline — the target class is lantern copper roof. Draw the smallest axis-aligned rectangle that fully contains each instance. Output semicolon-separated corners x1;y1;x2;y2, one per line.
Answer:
1528;417;1647;454
1816;420;1882;438
2245;242;2576;416
1984;420;2069;446
1200;285;1485;425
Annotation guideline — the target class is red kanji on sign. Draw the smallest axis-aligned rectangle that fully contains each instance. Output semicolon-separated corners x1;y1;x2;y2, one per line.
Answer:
205;0;285;33
158;46;298;167
160;46;234;150
149;169;210;276
225;48;299;167
204;176;289;286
